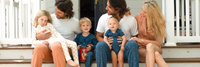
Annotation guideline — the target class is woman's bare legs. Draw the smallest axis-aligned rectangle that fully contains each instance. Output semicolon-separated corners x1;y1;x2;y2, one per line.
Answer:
111;51;118;67
155;51;170;67
146;43;162;67
118;50;124;67
139;43;169;67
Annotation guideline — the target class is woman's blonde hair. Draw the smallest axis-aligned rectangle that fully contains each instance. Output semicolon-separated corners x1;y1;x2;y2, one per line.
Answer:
144;0;166;40
79;17;91;26
33;10;52;28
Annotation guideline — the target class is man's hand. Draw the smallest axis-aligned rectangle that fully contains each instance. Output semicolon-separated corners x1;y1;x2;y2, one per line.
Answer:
77;45;82;50
107;37;113;43
117;36;123;43
36;30;51;40
86;45;92;52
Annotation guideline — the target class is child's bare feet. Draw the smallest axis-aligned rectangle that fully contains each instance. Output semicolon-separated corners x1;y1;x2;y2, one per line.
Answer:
66;60;79;67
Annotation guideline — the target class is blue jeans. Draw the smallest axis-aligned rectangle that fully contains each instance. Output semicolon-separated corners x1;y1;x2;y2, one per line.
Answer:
95;40;139;67
78;50;94;67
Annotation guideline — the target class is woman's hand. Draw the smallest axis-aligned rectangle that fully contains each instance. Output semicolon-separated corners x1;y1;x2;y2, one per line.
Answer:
129;37;138;41
125;10;132;17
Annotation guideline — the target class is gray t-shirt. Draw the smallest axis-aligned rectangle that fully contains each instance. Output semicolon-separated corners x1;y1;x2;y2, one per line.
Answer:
51;14;81;41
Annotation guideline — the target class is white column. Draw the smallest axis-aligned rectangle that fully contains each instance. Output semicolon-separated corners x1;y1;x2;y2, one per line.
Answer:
196;0;199;36
191;0;195;36
33;0;41;20
165;0;176;46
42;0;46;10
9;0;15;38
162;0;165;16
176;0;180;36
15;7;18;38
1;0;5;38
185;0;189;37
6;5;9;38
19;0;23;38
0;2;1;38
181;0;185;36
28;0;31;38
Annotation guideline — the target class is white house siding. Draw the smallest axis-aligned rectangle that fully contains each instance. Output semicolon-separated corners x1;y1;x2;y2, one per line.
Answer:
44;0;162;19
126;0;162;16
44;0;80;19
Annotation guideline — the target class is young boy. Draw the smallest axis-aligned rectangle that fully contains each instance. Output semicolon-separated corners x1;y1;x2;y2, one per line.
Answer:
75;17;97;67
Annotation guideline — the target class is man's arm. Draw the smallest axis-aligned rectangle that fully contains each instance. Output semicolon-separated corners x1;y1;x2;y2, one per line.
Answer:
96;31;104;42
36;30;51;40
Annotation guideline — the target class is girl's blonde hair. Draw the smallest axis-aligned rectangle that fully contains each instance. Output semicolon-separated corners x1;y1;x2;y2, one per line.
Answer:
144;0;167;40
79;17;91;26
33;10;52;28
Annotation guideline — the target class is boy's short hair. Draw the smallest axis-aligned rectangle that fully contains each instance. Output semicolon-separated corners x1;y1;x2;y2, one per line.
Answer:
79;17;92;26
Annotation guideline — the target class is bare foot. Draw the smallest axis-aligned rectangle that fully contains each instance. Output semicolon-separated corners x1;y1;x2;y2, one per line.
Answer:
66;60;79;67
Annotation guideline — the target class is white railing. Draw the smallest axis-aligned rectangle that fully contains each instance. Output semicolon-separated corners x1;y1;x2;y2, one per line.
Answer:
0;0;42;45
165;0;200;46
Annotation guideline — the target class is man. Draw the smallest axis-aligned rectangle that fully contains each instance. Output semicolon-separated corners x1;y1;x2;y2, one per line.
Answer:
31;0;81;67
95;0;139;67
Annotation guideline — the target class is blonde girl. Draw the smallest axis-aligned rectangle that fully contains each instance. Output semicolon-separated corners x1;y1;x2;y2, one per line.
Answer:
32;10;79;67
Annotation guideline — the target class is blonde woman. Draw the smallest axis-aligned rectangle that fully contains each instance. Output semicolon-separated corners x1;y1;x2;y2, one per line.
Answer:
130;0;170;67
31;10;79;67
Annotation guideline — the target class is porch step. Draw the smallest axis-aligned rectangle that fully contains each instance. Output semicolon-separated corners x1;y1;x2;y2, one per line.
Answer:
0;59;200;67
1;45;200;59
162;45;200;58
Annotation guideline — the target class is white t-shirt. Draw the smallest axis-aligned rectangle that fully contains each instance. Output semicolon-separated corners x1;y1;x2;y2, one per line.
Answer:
96;13;138;40
51;14;81;41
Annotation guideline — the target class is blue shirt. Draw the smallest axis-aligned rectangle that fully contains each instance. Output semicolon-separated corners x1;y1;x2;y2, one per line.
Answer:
105;29;124;38
75;33;97;50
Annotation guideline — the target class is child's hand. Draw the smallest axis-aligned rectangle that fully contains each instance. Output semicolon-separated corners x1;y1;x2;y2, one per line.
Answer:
42;41;49;46
77;45;82;50
120;45;124;51
108;45;112;50
86;45;92;51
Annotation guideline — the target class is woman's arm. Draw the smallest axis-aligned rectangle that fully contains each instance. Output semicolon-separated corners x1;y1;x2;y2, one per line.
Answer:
130;37;163;46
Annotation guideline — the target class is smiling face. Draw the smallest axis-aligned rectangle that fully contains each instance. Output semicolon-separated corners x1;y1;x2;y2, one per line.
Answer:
38;16;48;27
105;0;118;15
108;18;119;31
141;5;147;18
80;22;92;33
55;6;67;19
